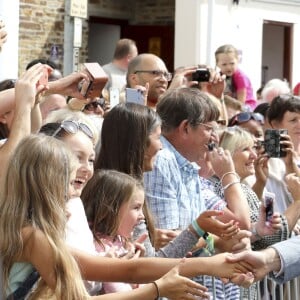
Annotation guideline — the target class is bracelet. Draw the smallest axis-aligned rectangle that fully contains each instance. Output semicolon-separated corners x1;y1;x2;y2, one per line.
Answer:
152;281;160;299
220;171;240;186
191;220;208;239
223;180;240;191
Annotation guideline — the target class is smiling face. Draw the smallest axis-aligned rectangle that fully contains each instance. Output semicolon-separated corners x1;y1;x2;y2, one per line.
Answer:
185;121;218;162
232;142;257;180
131;54;169;102
62;131;95;197
117;188;145;238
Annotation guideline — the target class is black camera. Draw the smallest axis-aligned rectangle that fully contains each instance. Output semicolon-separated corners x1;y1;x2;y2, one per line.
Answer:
192;68;210;82
264;129;288;158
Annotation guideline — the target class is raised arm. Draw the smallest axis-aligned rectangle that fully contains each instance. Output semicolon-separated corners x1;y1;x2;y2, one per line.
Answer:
0;64;47;188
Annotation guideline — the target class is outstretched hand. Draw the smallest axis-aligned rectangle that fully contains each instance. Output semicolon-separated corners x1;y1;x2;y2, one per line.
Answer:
226;248;279;286
156;258;210;299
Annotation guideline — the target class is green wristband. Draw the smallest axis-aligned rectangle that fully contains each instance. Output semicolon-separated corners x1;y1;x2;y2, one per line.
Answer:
191;220;207;239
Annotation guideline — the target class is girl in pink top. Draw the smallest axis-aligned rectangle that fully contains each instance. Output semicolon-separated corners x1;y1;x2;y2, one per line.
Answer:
215;44;257;111
82;169;146;294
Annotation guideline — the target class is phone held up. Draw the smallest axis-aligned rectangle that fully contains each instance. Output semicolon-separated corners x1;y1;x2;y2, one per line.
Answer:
125;88;144;105
264;129;288;158
264;192;275;225
192;68;210;82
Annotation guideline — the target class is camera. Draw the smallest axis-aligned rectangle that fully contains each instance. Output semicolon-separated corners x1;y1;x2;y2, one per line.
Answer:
78;63;108;99
192;68;210;82
264;129;288;158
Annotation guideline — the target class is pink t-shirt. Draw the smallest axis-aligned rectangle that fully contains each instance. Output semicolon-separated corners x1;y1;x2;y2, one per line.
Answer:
232;69;257;110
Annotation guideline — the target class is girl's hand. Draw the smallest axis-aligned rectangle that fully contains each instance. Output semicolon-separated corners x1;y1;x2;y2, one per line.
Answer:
132;233;148;258
154;228;180;249
156;258;210;299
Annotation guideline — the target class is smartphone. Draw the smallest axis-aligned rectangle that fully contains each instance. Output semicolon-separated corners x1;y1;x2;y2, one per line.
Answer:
192;68;210;82
109;87;120;109
264;129;288;157
125;88;144;105
264;192;275;224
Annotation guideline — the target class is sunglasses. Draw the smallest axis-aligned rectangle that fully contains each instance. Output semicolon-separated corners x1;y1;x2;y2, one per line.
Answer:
84;98;106;111
228;112;264;126
52;120;93;139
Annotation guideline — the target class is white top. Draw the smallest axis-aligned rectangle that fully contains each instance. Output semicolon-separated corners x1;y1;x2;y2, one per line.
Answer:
66;197;101;294
103;62;127;92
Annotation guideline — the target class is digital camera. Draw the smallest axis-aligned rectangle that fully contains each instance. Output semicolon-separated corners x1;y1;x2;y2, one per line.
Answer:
192;68;210;82
264;129;288;158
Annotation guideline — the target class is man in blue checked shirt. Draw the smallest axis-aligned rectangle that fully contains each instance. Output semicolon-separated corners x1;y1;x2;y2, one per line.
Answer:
144;87;220;249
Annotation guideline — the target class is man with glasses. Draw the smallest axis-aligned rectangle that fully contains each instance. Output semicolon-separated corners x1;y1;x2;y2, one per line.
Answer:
127;53;172;109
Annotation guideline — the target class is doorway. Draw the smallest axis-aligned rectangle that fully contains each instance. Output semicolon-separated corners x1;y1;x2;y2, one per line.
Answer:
261;21;293;86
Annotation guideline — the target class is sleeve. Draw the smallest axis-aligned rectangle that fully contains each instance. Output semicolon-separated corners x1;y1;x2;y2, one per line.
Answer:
144;155;180;229
155;229;198;258
269;237;300;283
232;69;248;91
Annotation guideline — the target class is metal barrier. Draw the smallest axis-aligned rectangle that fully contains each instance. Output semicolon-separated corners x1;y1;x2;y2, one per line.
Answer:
206;276;300;300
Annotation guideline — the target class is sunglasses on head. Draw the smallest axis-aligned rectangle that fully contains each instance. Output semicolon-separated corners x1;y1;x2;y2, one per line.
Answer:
52;120;93;139
228;112;264;126
84;98;106;111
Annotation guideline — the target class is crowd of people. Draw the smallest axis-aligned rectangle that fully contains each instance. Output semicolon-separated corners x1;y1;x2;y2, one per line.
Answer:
1;23;300;300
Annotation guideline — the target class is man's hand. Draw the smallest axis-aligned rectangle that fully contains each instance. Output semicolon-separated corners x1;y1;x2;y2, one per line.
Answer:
226;247;281;285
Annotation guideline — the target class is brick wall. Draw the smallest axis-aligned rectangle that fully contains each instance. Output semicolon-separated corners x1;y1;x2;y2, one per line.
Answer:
18;0;174;75
19;0;66;73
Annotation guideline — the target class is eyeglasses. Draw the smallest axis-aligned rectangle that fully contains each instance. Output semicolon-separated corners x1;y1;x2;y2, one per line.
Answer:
52;120;93;139
134;70;173;81
84;98;106;111
198;122;218;132
228;112;264;126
